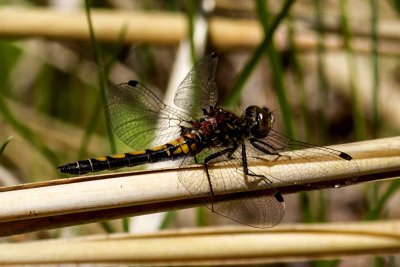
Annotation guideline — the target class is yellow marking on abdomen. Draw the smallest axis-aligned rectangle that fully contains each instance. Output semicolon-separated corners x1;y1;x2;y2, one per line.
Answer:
95;156;107;161
149;145;168;151
109;153;126;159
128;150;146;156
168;137;186;146
173;143;191;155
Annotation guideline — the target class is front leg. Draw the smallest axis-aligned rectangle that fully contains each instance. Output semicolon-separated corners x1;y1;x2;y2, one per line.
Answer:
203;146;238;210
241;143;283;202
241;143;273;187
249;138;291;161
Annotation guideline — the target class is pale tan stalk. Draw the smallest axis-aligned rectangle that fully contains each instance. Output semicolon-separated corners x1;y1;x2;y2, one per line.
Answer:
0;136;398;236
0;8;399;55
1;220;400;265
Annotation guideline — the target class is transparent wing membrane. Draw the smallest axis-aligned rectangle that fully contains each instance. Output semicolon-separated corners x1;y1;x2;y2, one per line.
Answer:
178;146;285;228
249;130;360;187
108;81;193;149
174;53;219;116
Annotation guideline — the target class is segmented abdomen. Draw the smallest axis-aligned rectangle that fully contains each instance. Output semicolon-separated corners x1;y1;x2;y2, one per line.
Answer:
58;134;200;174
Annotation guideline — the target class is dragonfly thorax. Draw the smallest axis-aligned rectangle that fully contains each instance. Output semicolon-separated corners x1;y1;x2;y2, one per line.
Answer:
243;105;274;139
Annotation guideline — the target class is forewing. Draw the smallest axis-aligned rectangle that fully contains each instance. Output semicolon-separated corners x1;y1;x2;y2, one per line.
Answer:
248;129;360;187
108;81;193;149
178;146;285;228
174;53;219;116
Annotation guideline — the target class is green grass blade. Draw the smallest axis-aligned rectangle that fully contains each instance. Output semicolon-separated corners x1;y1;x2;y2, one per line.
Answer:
316;191;327;222
0;136;13;157
223;0;295;108
159;211;177;229
370;0;379;137
300;192;314;223
122;217;130;232
99;221;115;233
84;0;117;233
365;179;400;220
255;0;295;138
339;0;367;140
84;0;116;153
287;15;311;141
313;259;340;267
197;206;207;227
187;0;198;63
78;24;129;159
0;95;60;167
313;0;329;143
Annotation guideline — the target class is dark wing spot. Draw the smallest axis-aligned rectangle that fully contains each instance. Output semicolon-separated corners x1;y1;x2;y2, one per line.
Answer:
128;80;139;87
339;152;353;161
274;192;284;203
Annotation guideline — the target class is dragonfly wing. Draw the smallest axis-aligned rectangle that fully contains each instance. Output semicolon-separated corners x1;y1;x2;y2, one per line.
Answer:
211;193;285;228
108;81;193;149
178;146;285;228
247;129;360;187
173;53;219;116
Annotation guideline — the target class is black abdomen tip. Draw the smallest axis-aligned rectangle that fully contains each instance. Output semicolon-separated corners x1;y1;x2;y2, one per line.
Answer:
57;163;80;174
58;162;90;175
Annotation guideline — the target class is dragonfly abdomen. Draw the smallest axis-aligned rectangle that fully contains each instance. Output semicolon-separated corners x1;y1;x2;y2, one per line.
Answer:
58;135;200;174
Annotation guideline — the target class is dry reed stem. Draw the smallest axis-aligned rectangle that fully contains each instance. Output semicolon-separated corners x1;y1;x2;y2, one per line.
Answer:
0;136;398;236
0;8;399;55
1;220;400;265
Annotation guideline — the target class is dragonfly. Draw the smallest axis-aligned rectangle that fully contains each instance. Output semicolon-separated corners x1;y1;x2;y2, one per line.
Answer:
58;53;359;228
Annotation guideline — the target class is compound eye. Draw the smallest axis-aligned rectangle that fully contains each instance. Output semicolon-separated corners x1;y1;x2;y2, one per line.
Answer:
258;112;266;127
251;108;272;138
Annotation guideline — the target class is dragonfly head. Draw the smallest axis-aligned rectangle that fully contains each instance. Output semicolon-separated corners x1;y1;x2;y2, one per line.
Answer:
243;106;274;138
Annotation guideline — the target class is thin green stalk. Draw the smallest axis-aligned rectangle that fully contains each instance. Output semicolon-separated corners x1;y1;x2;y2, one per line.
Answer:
365;179;400;220
0;136;13;157
84;0;116;153
314;0;329;143
100;221;115;233
256;0;295;138
78;24;129;159
287;15;311;141
300;192;314;223
0;95;60;167
370;0;379;137
197;206;207;227
122;217;130;232
316;190;327;222
84;0;117;233
160;211;177;229
187;0;198;63
374;255;397;267
223;0;295;108
313;259;340;267
340;0;367;140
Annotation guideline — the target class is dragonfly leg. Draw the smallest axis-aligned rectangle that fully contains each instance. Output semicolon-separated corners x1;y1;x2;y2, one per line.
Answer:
241;143;273;187
249;138;290;161
204;146;238;211
241;143;283;202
